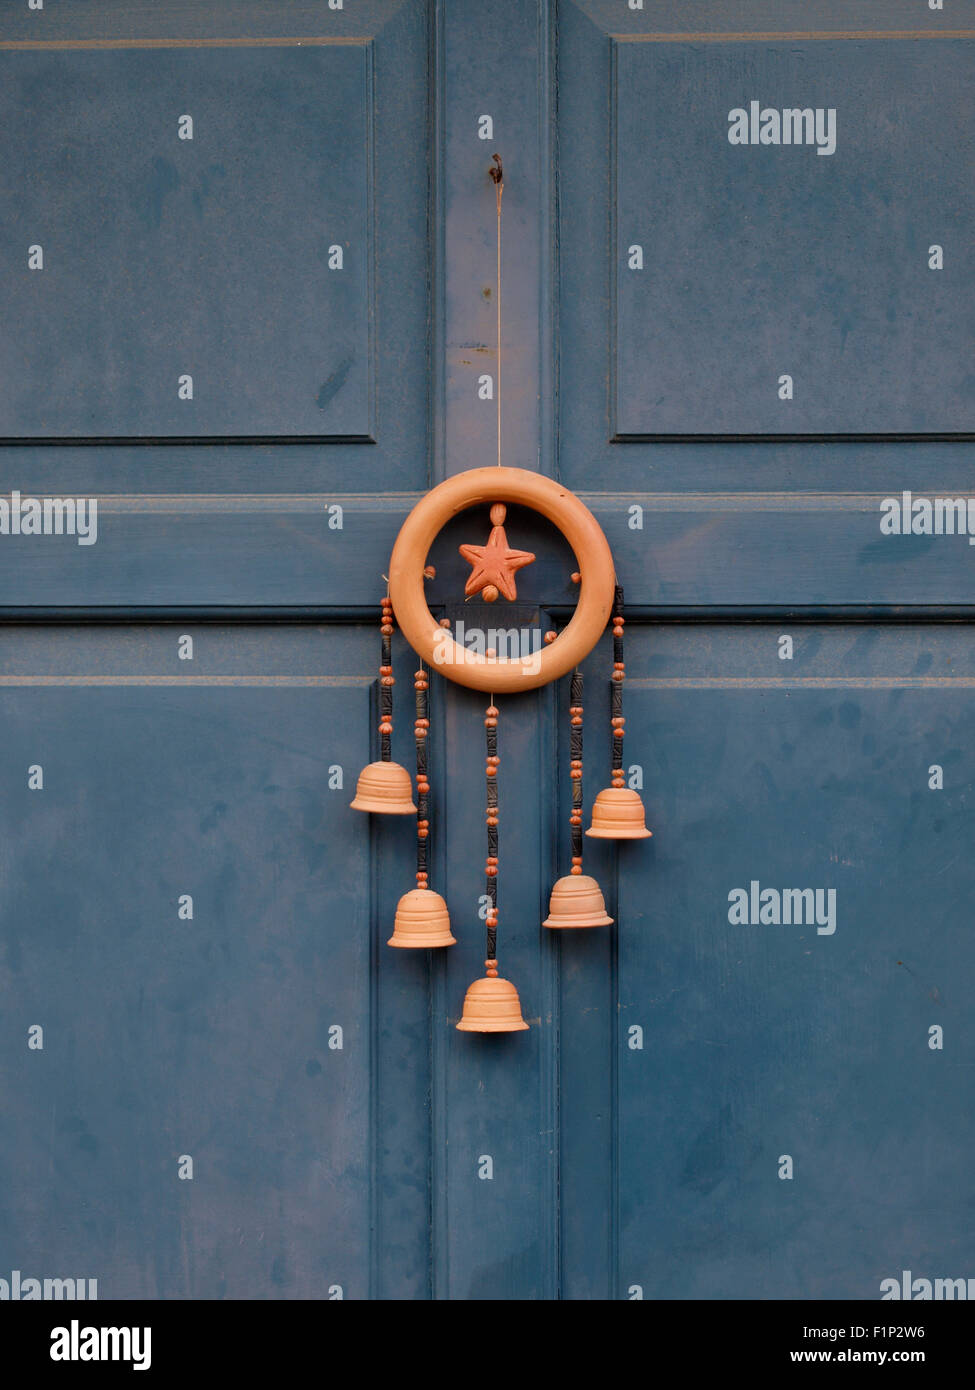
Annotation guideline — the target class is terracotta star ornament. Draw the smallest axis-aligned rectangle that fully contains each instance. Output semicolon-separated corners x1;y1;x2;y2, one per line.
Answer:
459;503;535;602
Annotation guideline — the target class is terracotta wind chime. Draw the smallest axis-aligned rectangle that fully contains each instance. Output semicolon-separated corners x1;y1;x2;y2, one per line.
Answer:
543;667;614;929
386;660;456;947
349;594;417;816
455;698;529;1030
586;585;653;842
351;154;652;1033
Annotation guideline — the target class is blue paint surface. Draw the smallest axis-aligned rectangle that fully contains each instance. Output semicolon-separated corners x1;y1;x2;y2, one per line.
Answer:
614;39;975;434
0;45;372;437
1;0;974;1302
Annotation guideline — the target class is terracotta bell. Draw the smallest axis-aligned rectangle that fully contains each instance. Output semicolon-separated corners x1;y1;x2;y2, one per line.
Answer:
456;975;529;1033
543;874;613;929
586;786;653;840
388;888;456;948
350;760;417;814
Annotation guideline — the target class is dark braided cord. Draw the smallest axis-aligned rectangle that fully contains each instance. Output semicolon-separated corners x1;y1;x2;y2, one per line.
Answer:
380;597;394;761
414;667;429;885
485;704;499;961
569;669;584;865
611;585;625;784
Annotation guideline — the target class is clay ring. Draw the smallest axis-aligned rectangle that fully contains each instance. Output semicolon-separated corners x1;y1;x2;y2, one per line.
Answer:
388;467;616;693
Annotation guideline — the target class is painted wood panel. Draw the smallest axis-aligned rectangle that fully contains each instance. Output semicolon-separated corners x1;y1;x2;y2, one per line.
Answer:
1;0;973;1304
609;624;975;1299
0;623;438;1299
0;42;373;437
614;37;974;435
0;0;430;484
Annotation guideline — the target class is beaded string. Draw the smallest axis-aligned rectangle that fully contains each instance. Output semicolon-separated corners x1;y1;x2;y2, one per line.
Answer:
569;669;584;873
414;664;430;887
611;586;626;788
484;700;499;975
379;594;395;761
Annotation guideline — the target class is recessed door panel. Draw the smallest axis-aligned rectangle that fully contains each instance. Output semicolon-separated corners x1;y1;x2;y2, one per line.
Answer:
614;38;975;436
0;43;373;438
606;624;975;1298
0;623;431;1299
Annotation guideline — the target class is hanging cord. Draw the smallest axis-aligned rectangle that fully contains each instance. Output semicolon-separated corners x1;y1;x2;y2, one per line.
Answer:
611;586;626;788
414;664;430;887
379;594;395;761
569;669;584;872
490;153;503;469
484;699;500;973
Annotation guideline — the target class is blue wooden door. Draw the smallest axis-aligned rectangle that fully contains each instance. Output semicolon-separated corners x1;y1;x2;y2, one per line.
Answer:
2;0;974;1302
